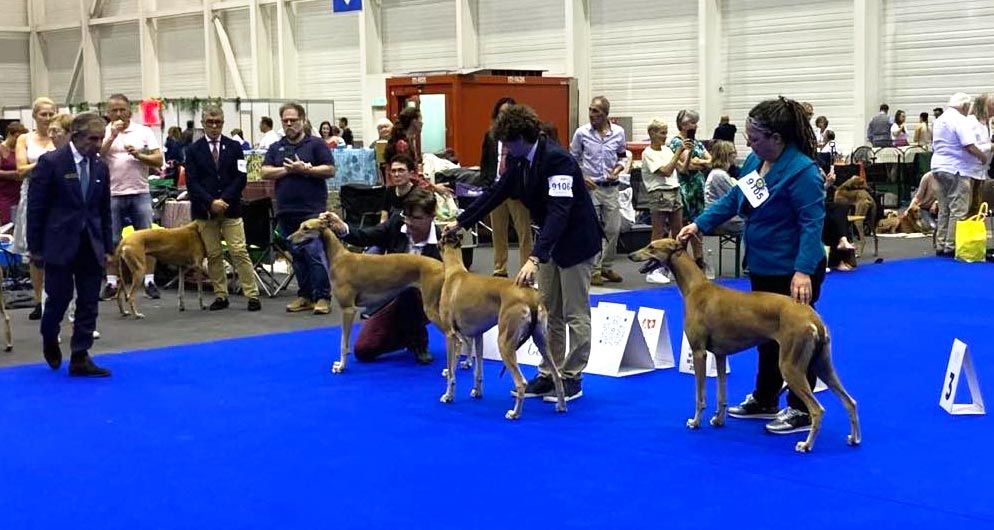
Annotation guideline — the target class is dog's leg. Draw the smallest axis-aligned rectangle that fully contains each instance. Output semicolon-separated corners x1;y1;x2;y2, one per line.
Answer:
687;348;708;429
531;310;566;413
333;304;356;374
499;344;528;420
129;264;145;319
459;337;473;370
710;354;728;427
197;266;206;310
116;282;129;316
470;335;484;399
781;337;824;453
440;333;459;403
178;267;186;312
811;338;861;447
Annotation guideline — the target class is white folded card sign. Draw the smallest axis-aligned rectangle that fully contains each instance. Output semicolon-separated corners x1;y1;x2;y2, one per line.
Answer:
679;333;728;377
636;306;675;369
939;339;985;415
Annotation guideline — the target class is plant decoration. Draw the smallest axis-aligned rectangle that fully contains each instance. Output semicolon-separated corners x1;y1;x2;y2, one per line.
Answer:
68;96;224;115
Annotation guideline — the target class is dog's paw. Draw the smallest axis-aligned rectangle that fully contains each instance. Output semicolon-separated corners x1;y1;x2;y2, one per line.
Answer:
134;313;146;320
686;418;701;429
459;360;472;370
847;435;861;447
439;393;454;404
470;388;482;399
795;441;812;453
331;361;345;374
505;410;520;420
709;416;725;428
441;368;450;378
555;403;567;414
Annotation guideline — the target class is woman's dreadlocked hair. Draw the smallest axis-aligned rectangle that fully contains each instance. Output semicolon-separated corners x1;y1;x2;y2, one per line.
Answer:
748;96;818;160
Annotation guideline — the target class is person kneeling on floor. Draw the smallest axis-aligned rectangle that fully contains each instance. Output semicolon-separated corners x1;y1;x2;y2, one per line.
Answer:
319;186;439;365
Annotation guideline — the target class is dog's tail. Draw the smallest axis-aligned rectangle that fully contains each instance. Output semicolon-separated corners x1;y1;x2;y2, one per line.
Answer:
812;321;830;360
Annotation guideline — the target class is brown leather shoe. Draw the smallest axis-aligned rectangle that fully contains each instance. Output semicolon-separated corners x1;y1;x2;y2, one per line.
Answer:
601;269;623;283
286;297;315;313
313;299;332;315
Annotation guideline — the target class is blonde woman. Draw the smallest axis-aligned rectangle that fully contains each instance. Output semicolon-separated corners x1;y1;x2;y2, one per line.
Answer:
704;140;744;235
14;97;58;321
967;93;994;215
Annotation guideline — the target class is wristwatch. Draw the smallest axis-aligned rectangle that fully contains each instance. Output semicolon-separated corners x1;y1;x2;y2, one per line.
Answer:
528;256;541;266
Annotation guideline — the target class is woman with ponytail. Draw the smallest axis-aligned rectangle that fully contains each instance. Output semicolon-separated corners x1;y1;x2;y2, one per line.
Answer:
678;96;826;435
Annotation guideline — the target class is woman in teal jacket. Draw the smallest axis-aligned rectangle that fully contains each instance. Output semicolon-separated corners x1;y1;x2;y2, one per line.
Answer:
678;97;826;435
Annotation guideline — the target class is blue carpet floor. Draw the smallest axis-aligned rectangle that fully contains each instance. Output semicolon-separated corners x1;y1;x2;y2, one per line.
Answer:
0;258;991;529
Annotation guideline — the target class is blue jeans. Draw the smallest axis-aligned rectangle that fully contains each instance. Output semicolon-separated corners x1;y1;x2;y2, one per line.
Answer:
278;213;331;301
111;193;154;245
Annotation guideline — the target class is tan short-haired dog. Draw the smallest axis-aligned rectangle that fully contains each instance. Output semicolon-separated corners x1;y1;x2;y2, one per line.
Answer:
437;234;566;420
629;239;861;453
115;222;207;319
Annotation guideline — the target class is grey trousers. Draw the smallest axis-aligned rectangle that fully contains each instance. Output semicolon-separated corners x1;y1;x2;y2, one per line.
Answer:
933;171;971;252
591;185;621;272
536;255;595;379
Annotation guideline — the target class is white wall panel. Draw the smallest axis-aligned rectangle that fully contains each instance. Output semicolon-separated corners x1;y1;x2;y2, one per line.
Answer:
101;0;139;18
97;23;141;100
382;0;456;73
43;0;80;25
0;32;30;107
478;0;566;74
40;29;82;103
882;0;994;129
162;0;202;10
721;0;856;152
590;0;698;141
157;15;207;97
0;0;27;26
219;9;254;98
295;1;362;141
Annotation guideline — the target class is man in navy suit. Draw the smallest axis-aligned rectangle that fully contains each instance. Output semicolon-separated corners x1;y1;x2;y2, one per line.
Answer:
185;105;261;312
27;113;113;377
444;104;603;402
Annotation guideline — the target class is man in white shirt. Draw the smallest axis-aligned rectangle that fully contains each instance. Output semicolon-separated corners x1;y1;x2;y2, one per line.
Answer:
257;116;282;150
99;93;164;300
931;92;990;256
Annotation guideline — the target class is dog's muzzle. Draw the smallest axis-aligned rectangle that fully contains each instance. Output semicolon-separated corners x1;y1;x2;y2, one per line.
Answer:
637;258;665;275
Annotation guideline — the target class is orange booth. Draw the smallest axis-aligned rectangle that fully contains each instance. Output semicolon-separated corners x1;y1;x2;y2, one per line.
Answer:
385;70;577;167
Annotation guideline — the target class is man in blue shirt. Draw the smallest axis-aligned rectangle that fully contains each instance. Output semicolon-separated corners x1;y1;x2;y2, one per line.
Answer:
261;102;336;314
444;104;603;403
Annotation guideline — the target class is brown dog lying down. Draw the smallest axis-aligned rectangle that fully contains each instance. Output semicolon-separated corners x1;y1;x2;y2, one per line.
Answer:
115;222;207;319
877;209;926;234
628;238;861;453
835;176;877;221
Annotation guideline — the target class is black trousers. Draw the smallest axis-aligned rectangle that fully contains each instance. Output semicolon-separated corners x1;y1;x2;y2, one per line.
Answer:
41;235;104;355
823;202;854;268
748;259;827;412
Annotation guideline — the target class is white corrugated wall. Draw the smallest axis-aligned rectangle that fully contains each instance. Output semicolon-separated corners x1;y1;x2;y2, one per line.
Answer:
0;32;30;107
40;29;82;103
0;0;26;25
218;9;255;98
157;15;207;98
43;0;80;25
882;0;994;124
589;0;699;142
101;0;139;18
295;1;362;141
382;0;456;73
478;0;566;74
97;23;141;100
721;0;856;153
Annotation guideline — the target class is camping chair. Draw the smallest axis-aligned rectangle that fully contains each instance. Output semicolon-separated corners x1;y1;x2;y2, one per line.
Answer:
340;183;386;229
242;197;295;298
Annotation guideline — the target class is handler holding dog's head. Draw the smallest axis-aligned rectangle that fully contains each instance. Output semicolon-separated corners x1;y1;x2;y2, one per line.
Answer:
442;104;603;403
678;96;827;435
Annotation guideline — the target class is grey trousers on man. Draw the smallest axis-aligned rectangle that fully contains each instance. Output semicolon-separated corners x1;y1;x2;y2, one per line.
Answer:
591;184;621;273
536;256;595;380
933;171;971;252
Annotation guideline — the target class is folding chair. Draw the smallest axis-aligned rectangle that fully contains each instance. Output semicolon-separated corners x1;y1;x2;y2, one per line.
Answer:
242;197;295;298
339;183;386;229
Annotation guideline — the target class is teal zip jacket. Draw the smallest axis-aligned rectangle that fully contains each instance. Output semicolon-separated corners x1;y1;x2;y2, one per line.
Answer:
694;144;825;276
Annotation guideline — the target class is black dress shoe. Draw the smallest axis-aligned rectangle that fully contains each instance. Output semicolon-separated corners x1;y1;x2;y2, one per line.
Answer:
144;283;161;299
411;345;433;365
43;342;62;370
209;297;230;311
28;303;42;321
247;298;262;312
100;283;118;301
68;354;111;377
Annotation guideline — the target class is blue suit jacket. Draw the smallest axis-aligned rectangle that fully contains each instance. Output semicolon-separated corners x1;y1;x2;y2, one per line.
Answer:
27;144;114;266
184;135;247;219
457;138;603;267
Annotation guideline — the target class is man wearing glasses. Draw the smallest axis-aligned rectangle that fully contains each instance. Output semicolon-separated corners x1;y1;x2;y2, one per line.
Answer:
319;180;439;365
261;102;336;314
185;105;261;312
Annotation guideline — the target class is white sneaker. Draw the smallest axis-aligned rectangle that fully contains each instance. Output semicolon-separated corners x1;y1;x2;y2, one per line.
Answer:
93;330;100;340
645;269;671;284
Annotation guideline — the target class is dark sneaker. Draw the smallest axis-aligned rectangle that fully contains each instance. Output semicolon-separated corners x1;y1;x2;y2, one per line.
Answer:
247;298;262;312
144;283;161;299
515;374;554;398
100;283;119;301
765;407;812;434
209;297;230;311
728;394;779;419
28;303;42;321
544;377;582;402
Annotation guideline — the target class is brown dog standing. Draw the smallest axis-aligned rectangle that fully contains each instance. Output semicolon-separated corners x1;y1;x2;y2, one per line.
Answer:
115;222;207;318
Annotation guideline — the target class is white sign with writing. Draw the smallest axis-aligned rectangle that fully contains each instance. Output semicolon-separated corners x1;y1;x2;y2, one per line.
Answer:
737;170;770;208
679;333;727;378
636;307;675;369
939;339;985;415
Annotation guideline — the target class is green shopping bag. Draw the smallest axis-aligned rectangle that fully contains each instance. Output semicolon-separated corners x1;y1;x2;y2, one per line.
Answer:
955;202;989;263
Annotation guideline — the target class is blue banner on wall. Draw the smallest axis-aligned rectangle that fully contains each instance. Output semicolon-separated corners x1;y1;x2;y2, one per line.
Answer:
332;0;362;13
